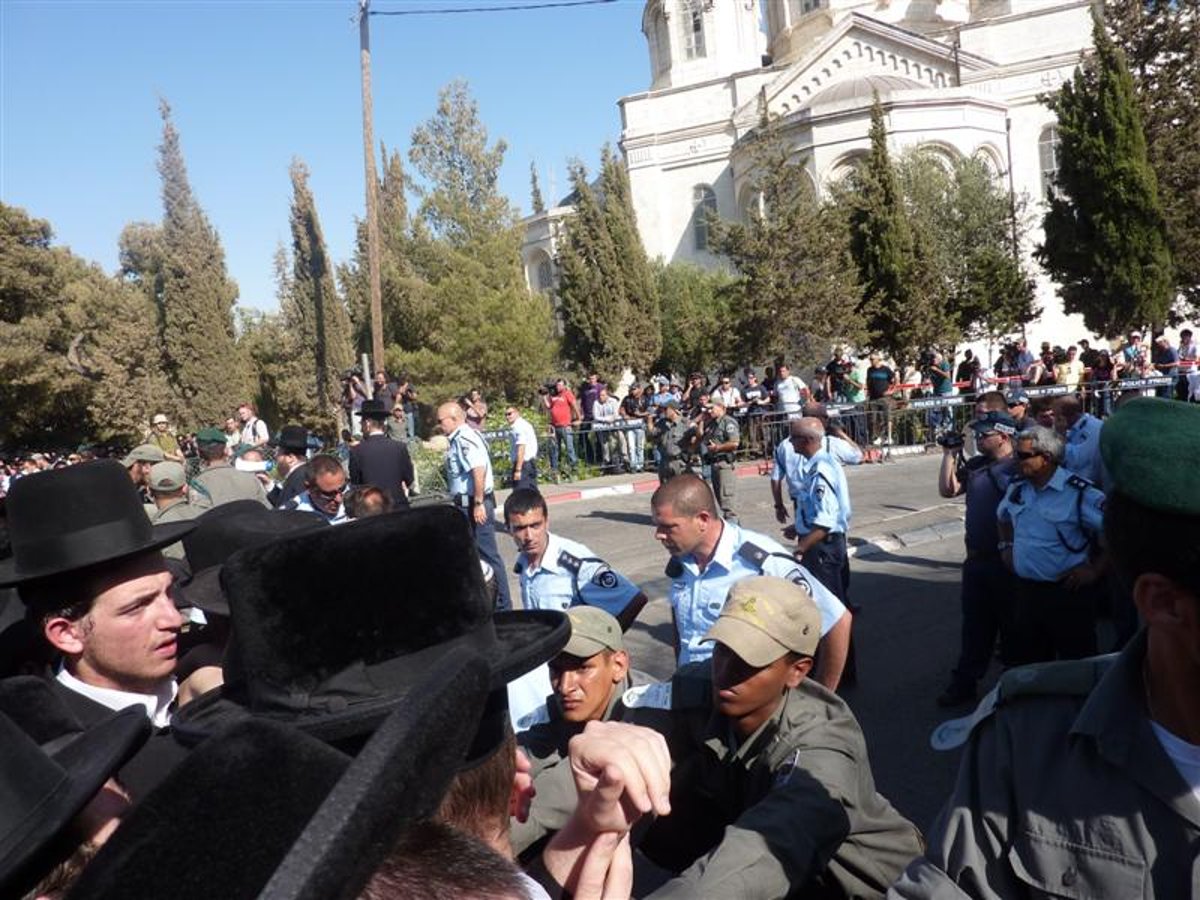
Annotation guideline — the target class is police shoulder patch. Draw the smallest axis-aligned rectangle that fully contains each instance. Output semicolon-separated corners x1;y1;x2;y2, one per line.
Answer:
783;568;812;593
622;681;673;710
516;705;552;730
591;566;619;589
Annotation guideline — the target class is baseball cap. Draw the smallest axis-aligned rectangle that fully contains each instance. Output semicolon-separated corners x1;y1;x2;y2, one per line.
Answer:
196;427;227;445
121;444;165;467
561;607;624;658
152;413;169;425
1006;391;1029;407
970;411;1017;436
148;461;187;492
702;576;820;666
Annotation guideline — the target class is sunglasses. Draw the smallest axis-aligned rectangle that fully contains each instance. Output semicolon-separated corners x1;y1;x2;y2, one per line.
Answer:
314;485;346;501
1015;451;1042;460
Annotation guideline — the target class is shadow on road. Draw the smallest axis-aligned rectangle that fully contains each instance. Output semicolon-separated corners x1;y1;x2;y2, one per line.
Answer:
581;510;656;527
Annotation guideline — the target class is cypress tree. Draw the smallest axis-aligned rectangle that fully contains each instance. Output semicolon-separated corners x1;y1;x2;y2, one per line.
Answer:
530;161;546;214
155;100;245;426
599;145;661;375
1036;15;1175;337
287;159;355;426
556;162;631;378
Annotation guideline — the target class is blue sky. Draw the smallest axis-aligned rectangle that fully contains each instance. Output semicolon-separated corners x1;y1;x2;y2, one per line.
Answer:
1;0;652;310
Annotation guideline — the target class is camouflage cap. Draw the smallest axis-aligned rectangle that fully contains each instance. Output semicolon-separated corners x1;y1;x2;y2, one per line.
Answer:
148;461;187;493
702;576;820;666
561;606;624;659
121;444;165;467
1100;397;1200;516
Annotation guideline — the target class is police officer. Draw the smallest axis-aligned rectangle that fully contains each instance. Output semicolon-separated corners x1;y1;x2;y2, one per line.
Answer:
893;398;1200;899
651;399;690;483
437;401;511;610
1053;395;1104;486
997;425;1105;663
700;397;740;521
625;577;922;898
786;418;851;601
936;410;1019;706
503;488;646;627
650;474;851;690
190;427;271;509
1006;390;1030;431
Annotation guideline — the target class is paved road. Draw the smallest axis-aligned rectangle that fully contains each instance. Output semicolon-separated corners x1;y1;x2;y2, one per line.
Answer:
497;454;1000;832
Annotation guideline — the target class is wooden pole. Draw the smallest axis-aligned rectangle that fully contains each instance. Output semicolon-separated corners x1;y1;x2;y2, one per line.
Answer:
358;0;385;379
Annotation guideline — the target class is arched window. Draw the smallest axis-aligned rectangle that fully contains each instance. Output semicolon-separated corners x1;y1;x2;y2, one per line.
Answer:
680;0;706;60
1038;125;1061;197
692;184;717;251
537;259;554;294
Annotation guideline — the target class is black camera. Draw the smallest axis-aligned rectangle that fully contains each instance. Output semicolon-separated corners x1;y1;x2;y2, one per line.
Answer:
936;432;965;450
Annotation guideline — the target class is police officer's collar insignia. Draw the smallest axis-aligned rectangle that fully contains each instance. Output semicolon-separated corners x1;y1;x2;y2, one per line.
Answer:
512;561;524;575
622;681;673;710
665;557;684;579
930;685;1000;751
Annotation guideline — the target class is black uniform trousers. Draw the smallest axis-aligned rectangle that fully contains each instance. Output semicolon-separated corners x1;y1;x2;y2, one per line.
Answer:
950;553;1016;686
1010;576;1098;664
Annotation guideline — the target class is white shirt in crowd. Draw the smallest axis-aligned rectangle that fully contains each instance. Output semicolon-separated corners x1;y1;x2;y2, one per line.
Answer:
57;666;177;728
774;375;808;414
240;416;269;446
509;415;538;465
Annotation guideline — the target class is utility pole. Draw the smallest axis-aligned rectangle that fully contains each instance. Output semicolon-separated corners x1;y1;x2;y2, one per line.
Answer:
358;0;385;384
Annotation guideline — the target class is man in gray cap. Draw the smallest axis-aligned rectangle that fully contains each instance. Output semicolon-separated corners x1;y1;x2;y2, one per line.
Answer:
892;397;1200;898
121;443;164;507
147;461;202;558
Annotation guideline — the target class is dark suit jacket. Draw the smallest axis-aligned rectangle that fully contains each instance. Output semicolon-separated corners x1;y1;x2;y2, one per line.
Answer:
349;434;413;506
270;462;309;508
48;677;192;800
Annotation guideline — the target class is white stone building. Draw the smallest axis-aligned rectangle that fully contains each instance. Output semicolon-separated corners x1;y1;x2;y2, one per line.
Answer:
524;0;1105;357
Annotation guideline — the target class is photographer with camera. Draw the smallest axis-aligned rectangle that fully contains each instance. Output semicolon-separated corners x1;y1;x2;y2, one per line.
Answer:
935;410;1019;706
341;365;368;436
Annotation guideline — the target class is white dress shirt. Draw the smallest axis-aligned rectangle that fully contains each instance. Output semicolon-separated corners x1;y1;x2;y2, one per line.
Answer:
57;666;177;728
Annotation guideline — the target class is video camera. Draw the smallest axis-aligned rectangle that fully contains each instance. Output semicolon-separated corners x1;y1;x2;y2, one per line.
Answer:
936;431;965;450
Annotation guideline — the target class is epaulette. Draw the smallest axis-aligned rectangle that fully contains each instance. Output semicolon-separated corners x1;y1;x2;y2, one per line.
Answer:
664;558;684;579
930;654;1117;751
557;550;582;574
1065;473;1094;491
736;541;770;572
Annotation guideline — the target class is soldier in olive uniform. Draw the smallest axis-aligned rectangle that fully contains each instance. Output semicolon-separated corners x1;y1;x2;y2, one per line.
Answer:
190;427;271;509
146;461;202;559
892;398;1200;899
701;397;740;521
651;399;692;483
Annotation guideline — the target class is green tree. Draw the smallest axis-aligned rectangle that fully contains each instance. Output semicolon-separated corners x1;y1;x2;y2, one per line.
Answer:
712;119;865;364
1036;16;1175;337
402;81;559;401
555;161;631;378
154;100;246;425
1105;0;1199;313
286;159;354;428
654;260;735;375
599;146;661;374
530;161;546;214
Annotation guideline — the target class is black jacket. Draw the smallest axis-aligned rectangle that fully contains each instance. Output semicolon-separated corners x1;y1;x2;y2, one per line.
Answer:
349;434;413;506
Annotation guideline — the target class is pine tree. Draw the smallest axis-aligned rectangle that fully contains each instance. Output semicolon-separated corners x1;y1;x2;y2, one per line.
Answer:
654;260;736;375
599;146;661;375
712;119;865;365
1104;0;1199;313
841;98;956;363
287;159;354;427
155;100;246;426
556;162;632;379
530;161;546;214
1036;16;1175;338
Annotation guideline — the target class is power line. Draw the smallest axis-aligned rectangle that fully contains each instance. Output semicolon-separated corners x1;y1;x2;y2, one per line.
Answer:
371;0;616;15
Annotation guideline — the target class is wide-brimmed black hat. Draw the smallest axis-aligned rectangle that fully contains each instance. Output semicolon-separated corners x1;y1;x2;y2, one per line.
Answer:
269;425;310;453
0;460;196;588
176;501;326;617
0;679;150;897
173;506;567;752
68;648;490;900
358;398;390;419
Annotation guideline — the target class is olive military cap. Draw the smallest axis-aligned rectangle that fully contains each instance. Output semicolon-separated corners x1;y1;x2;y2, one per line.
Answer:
1100;397;1200;516
703;576;821;666
561;606;624;659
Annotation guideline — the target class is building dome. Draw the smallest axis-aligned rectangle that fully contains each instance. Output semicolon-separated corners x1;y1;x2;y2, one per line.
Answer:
806;74;924;107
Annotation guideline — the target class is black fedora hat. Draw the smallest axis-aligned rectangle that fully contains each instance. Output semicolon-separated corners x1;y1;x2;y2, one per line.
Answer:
68;648;490;900
176;501;326;617
358;398;389;419
173;506;568;749
0;685;149;897
0;460;196;588
269;424;310;453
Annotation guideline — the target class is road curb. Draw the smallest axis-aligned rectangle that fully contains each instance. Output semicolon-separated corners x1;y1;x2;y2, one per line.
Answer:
850;518;964;560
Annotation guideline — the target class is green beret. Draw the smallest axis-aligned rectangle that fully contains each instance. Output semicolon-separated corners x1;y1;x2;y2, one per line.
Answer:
196;427;227;445
1100;398;1200;516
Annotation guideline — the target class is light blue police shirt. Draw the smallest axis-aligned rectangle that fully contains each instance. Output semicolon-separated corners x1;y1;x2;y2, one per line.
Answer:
668;521;847;667
1064;413;1104;486
796;451;851;535
996;466;1105;582
773;436;858;520
517;532;642;617
446;424;494;497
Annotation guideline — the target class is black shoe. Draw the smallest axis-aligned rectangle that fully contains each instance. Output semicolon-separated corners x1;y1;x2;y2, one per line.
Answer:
937;680;976;708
